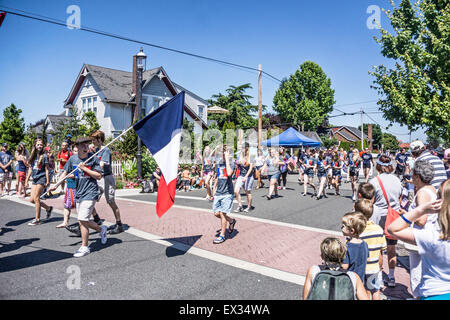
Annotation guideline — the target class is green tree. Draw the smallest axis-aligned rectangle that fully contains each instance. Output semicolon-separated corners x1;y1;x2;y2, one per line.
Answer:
0;104;25;151
208;84;261;129
370;0;450;143
273;61;335;131
79;111;100;137
382;133;400;151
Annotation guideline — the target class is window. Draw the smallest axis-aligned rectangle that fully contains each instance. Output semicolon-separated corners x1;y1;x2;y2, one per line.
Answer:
82;98;87;112
141;97;147;116
92;97;97;114
198;105;204;120
88;97;92;112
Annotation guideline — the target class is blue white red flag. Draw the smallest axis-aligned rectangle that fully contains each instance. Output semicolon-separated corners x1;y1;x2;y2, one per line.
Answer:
133;91;184;217
0;12;6;27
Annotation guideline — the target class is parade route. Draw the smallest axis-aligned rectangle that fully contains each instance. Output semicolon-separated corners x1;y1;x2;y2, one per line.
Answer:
1;177;414;299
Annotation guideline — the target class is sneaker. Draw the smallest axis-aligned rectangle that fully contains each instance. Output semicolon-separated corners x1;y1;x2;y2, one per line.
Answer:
301;192;307;196
100;225;108;244
213;235;225;244
387;277;396;287
27;219;41;226
93;216;102;225
46;206;53;220
234;206;243;213
243;206;253;213
277;186;282;190
107;224;123;235
282;187;286;190
73;246;90;258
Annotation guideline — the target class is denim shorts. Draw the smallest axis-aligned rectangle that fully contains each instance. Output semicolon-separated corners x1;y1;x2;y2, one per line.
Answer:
213;194;234;214
268;172;280;181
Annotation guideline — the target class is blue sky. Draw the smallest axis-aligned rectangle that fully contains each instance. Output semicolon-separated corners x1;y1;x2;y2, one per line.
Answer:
0;0;425;142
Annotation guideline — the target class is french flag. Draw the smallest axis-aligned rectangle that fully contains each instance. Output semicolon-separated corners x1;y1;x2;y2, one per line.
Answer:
133;91;184;217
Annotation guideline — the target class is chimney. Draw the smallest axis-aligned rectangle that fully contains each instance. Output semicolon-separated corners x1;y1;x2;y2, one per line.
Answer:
368;123;373;151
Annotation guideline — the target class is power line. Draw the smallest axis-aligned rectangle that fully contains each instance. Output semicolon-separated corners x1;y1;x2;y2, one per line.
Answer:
0;7;283;82
362;111;411;136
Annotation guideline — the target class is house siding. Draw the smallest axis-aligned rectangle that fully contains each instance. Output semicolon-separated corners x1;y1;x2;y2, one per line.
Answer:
142;77;172;98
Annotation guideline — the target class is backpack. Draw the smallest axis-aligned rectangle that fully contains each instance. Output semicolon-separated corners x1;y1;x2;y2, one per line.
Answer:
306;265;355;300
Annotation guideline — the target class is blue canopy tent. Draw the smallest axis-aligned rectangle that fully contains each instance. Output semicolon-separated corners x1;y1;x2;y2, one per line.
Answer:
261;127;321;147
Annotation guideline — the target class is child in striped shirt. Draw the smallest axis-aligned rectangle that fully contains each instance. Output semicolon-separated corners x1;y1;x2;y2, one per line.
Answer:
355;199;387;300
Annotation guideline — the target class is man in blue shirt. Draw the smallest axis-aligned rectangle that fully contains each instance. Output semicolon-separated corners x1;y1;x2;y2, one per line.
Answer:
395;148;408;179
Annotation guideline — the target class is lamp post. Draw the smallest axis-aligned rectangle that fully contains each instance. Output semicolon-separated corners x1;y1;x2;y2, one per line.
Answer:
135;48;146;179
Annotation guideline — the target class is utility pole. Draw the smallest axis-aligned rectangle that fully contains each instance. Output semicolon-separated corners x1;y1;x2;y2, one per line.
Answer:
258;64;262;150
361;107;364;150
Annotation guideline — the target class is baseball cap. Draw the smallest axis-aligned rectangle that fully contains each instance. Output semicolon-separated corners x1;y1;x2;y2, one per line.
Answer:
2;143;8;147
444;148;450;160
74;137;92;145
410;140;425;153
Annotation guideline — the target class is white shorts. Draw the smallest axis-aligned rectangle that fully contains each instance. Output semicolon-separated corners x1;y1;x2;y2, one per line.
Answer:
98;174;116;203
0;172;12;182
76;200;96;222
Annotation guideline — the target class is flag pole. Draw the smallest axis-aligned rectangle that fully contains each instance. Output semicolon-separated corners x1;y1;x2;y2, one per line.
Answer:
44;126;135;195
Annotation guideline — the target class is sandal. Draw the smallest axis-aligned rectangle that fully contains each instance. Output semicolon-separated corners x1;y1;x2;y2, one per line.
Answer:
213;235;225;244
228;219;236;234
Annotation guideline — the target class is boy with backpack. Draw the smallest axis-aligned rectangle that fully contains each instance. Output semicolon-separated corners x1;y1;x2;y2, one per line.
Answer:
303;237;369;300
355;199;387;300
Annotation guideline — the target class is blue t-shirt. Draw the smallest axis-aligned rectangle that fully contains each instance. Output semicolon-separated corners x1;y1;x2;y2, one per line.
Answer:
344;241;369;282
396;153;408;166
215;159;235;196
0;151;13;173
31;154;49;181
361;152;373;165
96;146;112;176
64;153;102;202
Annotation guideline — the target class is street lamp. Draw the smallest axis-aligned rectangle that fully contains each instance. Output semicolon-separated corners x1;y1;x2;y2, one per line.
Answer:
135;47;147;179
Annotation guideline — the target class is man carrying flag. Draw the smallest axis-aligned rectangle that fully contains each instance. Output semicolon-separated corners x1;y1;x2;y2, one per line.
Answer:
133;91;185;217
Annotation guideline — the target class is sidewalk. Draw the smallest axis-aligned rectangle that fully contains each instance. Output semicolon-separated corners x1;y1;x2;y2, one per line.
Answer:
15;190;413;300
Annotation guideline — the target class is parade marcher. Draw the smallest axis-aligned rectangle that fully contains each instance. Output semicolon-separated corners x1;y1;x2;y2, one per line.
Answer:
348;149;361;201
278;147;289;190
201;145;215;201
234;143;255;213
331;153;343;196
361;148;373;183
50;136;108;257
25;139;53;226
15;143;29;197
212;145;236;244
56;141;72;193
263;148;284;200
315;150;330;200
444;149;450;179
90;130;123;234
0;143;14;196
254;149;265;190
56;145;78;229
301;149;317;197
297;148;307;185
395;148;408;180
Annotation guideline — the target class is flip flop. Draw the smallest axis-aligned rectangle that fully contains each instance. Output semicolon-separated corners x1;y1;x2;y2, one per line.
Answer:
228;219;236;234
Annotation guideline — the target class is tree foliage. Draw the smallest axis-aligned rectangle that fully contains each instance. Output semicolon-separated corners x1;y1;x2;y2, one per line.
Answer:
382;132;400;151
273;61;335;131
370;0;450;143
208;83;261;129
0;104;25;151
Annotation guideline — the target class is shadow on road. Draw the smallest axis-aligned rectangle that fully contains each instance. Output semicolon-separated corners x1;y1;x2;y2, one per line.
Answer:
0;238;40;254
162;235;202;258
0;247;73;273
6;217;34;227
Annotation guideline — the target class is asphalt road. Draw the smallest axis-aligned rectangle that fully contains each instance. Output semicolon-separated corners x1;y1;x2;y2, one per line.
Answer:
0;199;301;300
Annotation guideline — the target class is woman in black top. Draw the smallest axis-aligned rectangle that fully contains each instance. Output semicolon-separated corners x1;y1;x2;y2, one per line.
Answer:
25;139;53;225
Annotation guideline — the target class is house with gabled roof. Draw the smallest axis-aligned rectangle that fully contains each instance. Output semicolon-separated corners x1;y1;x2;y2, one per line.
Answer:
329;126;368;143
63;63;208;138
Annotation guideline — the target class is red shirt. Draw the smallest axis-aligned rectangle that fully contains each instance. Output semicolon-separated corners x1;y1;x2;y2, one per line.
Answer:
58;150;72;169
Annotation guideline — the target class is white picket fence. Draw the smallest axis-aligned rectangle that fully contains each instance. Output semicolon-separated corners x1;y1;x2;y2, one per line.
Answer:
111;160;124;177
